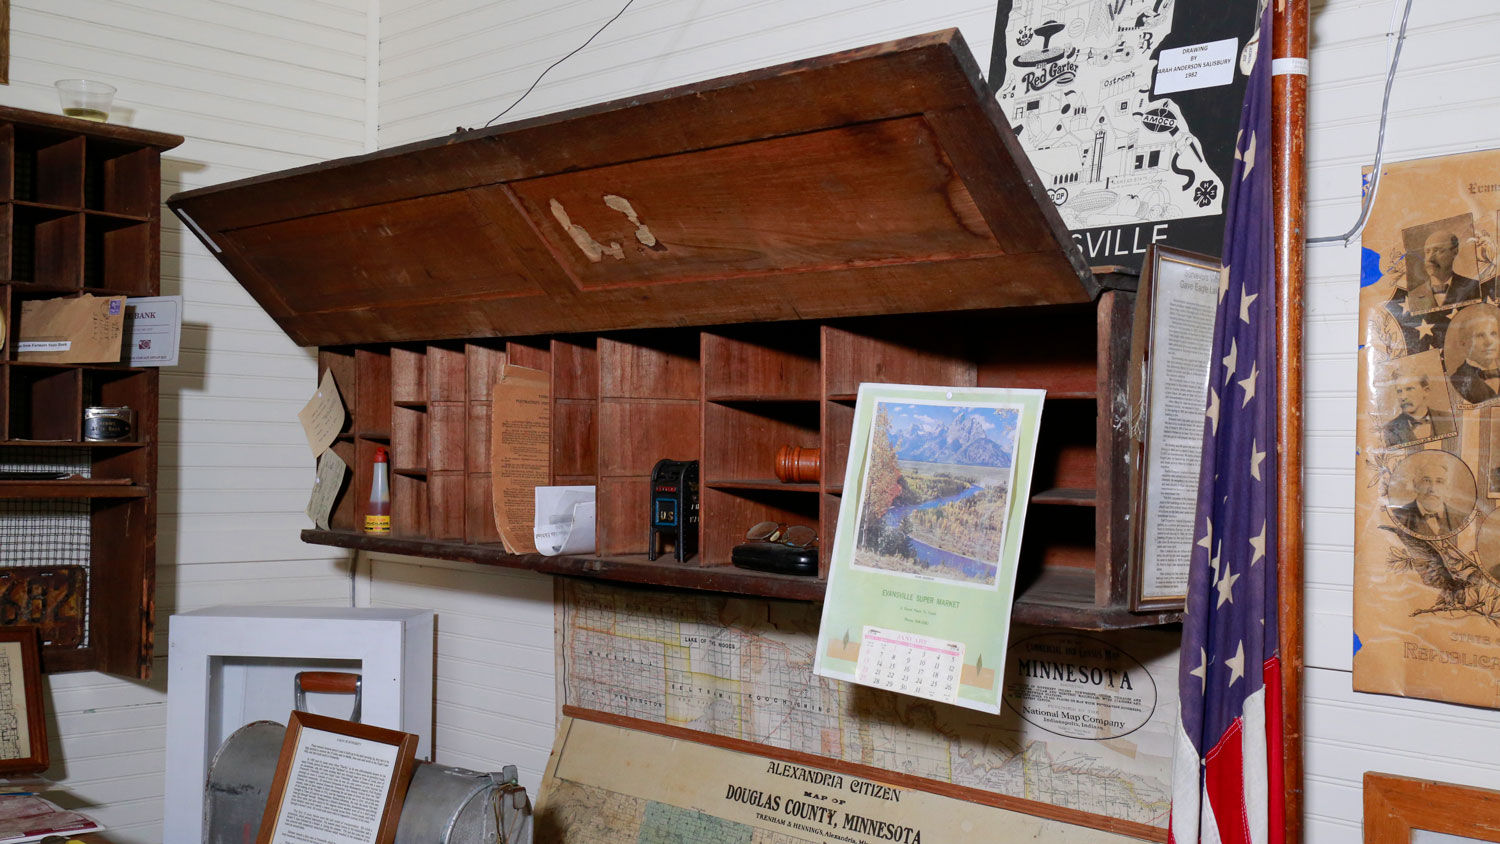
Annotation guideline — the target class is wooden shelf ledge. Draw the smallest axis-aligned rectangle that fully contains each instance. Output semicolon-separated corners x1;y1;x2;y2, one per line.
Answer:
301;530;1182;629
0;480;148;499
0;440;147;448
301;530;826;601
705;478;819;492
1030;487;1097;507
706;395;821;404
1014;567;1181;629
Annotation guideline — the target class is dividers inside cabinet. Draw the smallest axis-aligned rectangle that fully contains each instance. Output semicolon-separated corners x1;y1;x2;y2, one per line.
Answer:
84;214;150;292
9;366;80;441
426;344;467;540
702;327;819;401
465;342;504;544
84;368;151;482
597;332;700;558
820;319;977;400
551;337;598;486
16;128;83;206
313;302;1120;598
13;206;81;285
389;345;428;536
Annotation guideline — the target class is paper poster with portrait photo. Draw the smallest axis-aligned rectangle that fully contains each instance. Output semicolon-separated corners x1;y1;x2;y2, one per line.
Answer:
1370;350;1458;451
1442;303;1500;407
1401;213;1485;315
1356;147;1500;710
1383;450;1476;542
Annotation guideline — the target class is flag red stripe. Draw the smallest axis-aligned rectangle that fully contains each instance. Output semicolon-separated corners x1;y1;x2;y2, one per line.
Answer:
1204;718;1251;844
1264;656;1285;844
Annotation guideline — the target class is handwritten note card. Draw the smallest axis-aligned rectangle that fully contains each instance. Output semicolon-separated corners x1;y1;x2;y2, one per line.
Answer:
305;449;349;530
298;370;346;458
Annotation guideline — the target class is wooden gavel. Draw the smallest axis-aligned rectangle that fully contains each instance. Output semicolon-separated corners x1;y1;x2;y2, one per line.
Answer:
774;445;821;484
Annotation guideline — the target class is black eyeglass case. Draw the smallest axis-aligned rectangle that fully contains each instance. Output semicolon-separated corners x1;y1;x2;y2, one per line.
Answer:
730;542;819;576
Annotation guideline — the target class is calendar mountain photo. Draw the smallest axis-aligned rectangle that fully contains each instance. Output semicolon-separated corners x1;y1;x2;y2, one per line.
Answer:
854;402;1023;587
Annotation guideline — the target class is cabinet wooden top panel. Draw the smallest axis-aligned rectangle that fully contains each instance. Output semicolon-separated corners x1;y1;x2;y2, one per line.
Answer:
168;29;1096;347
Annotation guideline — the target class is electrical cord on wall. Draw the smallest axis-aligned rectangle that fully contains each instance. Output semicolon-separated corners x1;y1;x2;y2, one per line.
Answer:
1305;0;1414;246
483;0;639;128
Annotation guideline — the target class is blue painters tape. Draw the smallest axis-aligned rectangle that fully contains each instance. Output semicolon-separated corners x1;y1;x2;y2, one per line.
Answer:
1353;632;1363;656
1361;248;1382;287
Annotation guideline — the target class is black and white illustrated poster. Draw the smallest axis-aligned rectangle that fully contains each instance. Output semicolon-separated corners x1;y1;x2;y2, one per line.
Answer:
990;0;1262;270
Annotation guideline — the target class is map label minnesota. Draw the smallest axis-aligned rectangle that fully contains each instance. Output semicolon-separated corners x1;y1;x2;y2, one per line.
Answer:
1003;632;1157;740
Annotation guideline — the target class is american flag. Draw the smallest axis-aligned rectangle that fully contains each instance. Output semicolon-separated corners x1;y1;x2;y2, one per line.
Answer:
1169;3;1283;844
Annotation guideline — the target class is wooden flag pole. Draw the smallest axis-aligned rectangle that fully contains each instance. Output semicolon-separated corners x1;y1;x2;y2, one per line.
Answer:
1272;0;1309;842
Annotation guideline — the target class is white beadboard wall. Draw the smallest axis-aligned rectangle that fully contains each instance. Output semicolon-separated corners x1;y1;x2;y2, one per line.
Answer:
377;0;1000;147
1301;1;1500;841
0;1;368;841
356;555;557;798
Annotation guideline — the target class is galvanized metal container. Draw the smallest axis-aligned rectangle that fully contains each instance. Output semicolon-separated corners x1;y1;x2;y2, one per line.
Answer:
204;720;531;844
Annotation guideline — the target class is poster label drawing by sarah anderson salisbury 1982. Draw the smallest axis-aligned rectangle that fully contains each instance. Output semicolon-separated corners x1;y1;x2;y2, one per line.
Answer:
1354;148;1500;709
989;0;1260;269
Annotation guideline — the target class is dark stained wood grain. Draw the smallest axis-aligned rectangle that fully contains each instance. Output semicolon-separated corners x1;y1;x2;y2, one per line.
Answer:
821;321;976;398
510;118;1002;287
702;402;819;486
551;400;597;480
168;31;1094;347
700;486;820;565
428;401;465;490
427;470;465;541
390;346;426;402
465;473;501;544
426;344;466;402
598;334;699;400
702;329;820;402
595;400;700;477
1095;291;1135;608
0;106;181;150
550;338;598;401
36;135;84;207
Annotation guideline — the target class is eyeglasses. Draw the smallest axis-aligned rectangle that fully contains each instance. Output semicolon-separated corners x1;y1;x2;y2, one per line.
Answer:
746;521;817;548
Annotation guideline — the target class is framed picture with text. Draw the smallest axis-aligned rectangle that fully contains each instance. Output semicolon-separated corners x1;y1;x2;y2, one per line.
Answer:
1128;246;1223;611
0;626;48;776
256;711;418;844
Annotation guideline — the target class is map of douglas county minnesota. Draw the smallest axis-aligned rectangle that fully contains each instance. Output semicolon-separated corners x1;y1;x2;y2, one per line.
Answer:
535;717;1151;844
990;0;1260;269
558;580;1179;834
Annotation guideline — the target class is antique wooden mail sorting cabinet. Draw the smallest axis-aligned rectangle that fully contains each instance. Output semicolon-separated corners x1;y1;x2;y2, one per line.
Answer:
169;31;1173;629
0;106;181;676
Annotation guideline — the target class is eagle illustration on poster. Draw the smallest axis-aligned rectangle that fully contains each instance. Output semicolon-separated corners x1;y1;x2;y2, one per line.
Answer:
989;0;1261;270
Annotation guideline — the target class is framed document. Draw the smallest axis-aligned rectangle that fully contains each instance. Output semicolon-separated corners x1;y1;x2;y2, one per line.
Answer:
1129;246;1224;611
257;711;418;844
1365;772;1500;842
0;626;47;775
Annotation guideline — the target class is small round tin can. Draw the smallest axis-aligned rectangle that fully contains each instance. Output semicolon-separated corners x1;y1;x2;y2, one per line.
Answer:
83;406;135;442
